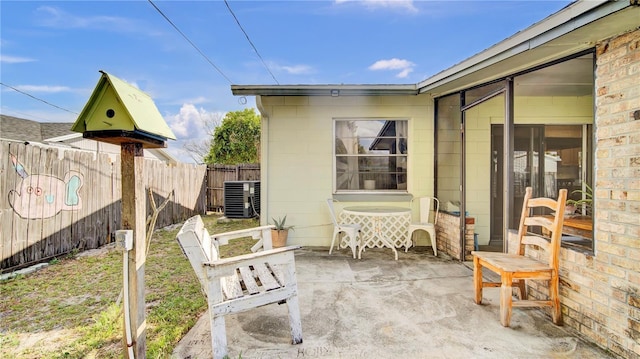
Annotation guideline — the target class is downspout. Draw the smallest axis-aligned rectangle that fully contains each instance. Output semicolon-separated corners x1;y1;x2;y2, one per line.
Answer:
460;92;466;261
256;96;269;226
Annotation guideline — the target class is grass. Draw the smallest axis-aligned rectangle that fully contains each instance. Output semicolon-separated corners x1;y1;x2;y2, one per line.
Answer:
0;214;259;359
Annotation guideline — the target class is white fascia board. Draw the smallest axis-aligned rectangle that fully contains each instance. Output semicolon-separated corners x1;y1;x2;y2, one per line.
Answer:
231;84;417;96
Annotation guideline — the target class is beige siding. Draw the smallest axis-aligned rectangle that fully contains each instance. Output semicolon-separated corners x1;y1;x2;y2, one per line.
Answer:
259;94;432;246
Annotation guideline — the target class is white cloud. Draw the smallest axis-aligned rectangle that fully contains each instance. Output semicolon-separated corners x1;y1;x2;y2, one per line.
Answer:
165;103;222;139
121;79;140;90
368;58;415;78
396;67;413;79
269;62;315;75
335;0;418;13
182;96;210;105
15;85;73;93
163;104;226;163
1;55;36;64
281;64;314;75
35;6;153;34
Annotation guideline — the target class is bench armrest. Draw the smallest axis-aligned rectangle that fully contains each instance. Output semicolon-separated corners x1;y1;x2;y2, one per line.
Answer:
205;245;301;269
212;225;275;243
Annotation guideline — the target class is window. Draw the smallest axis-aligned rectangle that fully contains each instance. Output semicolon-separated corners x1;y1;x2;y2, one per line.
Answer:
334;118;408;192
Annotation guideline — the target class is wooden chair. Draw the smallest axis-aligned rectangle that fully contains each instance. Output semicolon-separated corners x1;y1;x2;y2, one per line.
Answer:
326;199;362;259
472;187;567;327
407;196;440;255
177;215;303;359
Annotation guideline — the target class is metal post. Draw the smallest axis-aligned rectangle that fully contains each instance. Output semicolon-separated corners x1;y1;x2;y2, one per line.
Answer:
503;78;514;253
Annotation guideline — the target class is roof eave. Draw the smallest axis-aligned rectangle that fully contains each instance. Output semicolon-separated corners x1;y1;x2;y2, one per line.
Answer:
417;0;630;94
231;84;418;97
230;1;635;98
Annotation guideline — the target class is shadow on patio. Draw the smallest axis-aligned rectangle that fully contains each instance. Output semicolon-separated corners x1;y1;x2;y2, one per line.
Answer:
173;247;612;359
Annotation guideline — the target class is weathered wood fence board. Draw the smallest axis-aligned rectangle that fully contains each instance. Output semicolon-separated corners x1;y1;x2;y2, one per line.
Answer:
1;141;207;271
206;164;260;212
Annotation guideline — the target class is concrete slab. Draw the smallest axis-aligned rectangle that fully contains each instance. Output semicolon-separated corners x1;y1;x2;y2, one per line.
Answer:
172;247;613;359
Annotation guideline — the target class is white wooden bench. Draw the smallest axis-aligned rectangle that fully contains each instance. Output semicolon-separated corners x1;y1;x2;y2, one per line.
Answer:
176;215;303;359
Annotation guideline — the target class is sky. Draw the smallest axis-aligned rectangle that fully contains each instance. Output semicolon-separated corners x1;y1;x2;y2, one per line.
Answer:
1;0;572;163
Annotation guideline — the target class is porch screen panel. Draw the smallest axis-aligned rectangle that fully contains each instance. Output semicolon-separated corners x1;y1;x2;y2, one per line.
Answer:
435;94;461;211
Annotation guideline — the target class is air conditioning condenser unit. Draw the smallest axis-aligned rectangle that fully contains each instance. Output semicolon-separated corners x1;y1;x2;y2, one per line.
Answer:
223;181;260;219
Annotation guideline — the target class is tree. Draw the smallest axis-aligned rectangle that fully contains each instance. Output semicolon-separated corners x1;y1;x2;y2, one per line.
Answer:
182;110;223;164
204;108;261;164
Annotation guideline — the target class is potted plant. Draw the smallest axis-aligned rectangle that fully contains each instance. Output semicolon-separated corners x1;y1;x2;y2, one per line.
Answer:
271;215;294;248
566;183;593;217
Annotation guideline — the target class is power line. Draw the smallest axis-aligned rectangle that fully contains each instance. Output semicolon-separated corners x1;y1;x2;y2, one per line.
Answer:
0;82;78;115
147;0;234;84
223;0;279;85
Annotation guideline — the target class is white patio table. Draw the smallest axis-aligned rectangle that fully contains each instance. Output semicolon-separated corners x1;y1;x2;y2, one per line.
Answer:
340;206;411;261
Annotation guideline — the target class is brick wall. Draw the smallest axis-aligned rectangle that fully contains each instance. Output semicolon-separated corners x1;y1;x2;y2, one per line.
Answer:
592;27;640;359
435;212;475;260
527;28;640;359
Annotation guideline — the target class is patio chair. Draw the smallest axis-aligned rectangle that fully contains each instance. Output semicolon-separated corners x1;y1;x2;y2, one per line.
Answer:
472;187;567;327
407;196;440;256
326;199;362;259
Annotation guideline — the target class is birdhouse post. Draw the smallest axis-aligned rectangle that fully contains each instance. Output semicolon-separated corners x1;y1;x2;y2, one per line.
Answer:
72;71;175;358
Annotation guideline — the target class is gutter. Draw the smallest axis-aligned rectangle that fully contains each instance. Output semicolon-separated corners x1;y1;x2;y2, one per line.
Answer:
231;84;418;97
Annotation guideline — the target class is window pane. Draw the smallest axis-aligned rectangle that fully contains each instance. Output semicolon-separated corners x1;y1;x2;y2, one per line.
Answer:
335;119;408;192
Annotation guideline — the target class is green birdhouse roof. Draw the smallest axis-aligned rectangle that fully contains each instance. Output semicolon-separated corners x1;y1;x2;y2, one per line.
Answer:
72;71;176;147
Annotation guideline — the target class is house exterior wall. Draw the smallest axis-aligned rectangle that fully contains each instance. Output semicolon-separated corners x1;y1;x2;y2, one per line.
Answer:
258;94;432;246
251;14;640;359
590;28;640;359
525;28;640;359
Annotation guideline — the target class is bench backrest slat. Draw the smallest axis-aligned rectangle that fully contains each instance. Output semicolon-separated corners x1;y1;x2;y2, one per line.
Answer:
176;215;219;290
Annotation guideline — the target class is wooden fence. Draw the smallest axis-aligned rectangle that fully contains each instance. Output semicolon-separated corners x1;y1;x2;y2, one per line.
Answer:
1;141;207;271
206;164;260;212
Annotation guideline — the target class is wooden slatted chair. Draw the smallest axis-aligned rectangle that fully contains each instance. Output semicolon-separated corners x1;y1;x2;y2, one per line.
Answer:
177;215;303;359
472;187;567;327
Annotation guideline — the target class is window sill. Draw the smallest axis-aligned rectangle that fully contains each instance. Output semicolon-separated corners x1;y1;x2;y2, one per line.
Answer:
560;236;593;254
333;193;412;202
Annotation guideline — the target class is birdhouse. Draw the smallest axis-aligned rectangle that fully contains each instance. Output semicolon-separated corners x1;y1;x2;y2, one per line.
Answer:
72;71;176;148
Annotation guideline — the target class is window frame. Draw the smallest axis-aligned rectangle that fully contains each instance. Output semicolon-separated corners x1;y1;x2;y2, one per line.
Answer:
333;117;409;194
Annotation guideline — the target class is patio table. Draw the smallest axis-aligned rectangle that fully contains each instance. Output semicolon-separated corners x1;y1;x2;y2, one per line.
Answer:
340;206;411;260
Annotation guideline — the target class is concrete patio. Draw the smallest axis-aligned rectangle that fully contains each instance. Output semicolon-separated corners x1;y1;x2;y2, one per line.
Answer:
172;247;613;359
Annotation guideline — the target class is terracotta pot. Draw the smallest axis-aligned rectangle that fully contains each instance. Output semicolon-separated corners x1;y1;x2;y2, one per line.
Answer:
565;205;577;217
271;229;289;248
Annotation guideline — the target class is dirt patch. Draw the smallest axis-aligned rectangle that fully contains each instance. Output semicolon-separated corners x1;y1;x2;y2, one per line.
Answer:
6;328;80;356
